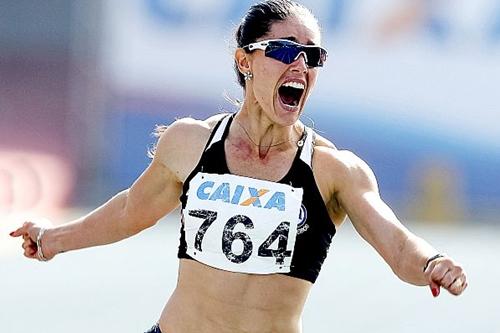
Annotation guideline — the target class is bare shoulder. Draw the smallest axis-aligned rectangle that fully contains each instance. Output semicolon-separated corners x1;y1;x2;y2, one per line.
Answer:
313;144;378;195
155;113;230;153
154;113;230;182
312;131;337;149
205;113;230;127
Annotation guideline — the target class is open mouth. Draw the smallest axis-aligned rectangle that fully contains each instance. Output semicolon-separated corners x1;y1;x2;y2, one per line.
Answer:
278;81;305;108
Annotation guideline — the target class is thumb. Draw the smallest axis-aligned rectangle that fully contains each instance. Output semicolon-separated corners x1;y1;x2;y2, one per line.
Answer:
429;281;441;297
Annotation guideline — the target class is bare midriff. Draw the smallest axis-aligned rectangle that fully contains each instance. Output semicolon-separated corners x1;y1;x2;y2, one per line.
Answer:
158;259;312;333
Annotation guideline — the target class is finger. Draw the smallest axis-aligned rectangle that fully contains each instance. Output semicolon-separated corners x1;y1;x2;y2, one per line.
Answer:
23;242;37;256
26;245;38;256
426;261;451;298
24;249;37;259
10;227;27;238
448;275;467;295
27;247;37;257
23;240;37;253
429;281;440;297
10;221;34;237
22;237;36;247
430;266;450;286
22;239;34;248
439;264;465;288
441;269;459;288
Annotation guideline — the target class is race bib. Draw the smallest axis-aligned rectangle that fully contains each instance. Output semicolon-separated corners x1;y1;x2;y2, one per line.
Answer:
183;172;304;274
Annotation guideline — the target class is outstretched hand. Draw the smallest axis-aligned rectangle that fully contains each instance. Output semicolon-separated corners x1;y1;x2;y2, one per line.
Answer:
9;221;55;261
424;255;467;297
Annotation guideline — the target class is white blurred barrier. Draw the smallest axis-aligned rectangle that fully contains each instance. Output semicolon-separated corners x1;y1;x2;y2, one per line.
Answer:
1;211;499;332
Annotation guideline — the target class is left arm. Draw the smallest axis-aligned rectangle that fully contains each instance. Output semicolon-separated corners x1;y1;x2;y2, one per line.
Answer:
333;151;467;296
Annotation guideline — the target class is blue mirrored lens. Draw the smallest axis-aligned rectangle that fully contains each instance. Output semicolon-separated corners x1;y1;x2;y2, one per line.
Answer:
266;44;300;64
265;41;326;67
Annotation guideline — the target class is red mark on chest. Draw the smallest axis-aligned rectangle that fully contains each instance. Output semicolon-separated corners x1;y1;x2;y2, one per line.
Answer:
229;139;271;163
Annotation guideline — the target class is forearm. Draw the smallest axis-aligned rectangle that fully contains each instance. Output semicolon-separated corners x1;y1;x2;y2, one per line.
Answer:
334;152;464;293
346;194;436;286
45;190;150;256
394;233;438;286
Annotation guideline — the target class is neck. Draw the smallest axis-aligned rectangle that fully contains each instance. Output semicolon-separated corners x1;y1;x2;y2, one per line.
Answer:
232;102;303;159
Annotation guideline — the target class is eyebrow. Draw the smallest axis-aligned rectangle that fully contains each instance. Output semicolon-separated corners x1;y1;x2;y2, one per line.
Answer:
281;36;317;45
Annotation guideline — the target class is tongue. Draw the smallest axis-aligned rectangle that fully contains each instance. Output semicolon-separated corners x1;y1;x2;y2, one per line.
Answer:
280;93;297;106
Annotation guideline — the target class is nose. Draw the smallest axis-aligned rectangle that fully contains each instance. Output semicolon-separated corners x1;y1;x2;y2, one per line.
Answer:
291;51;308;73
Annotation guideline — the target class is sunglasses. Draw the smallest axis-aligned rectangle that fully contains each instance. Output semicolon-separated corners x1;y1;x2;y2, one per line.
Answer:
242;39;328;68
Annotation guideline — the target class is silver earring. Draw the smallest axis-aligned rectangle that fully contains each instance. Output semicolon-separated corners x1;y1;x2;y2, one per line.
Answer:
243;71;253;81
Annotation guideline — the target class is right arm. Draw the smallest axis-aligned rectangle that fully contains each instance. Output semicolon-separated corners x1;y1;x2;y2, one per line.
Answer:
46;151;182;257
10;118;208;260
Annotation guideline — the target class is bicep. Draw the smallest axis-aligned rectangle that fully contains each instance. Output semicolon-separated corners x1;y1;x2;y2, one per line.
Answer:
125;157;182;230
122;116;212;230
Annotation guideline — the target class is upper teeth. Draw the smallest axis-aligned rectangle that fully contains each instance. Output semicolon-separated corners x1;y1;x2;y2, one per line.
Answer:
282;81;305;90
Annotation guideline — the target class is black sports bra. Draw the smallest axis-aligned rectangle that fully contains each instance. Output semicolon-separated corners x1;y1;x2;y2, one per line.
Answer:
178;114;336;283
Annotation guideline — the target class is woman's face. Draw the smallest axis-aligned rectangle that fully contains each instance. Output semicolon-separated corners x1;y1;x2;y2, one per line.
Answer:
247;13;322;126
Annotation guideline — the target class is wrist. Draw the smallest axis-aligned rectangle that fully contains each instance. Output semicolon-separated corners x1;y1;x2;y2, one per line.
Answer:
43;227;64;259
423;253;445;272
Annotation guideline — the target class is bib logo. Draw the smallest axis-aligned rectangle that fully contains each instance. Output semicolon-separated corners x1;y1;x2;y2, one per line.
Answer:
297;204;307;227
297;204;309;235
196;181;285;211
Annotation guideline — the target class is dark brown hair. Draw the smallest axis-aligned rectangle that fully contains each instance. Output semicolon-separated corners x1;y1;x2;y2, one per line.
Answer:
234;0;317;88
149;1;318;157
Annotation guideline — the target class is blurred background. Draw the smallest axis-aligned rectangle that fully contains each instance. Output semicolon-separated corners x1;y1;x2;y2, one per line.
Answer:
1;0;499;332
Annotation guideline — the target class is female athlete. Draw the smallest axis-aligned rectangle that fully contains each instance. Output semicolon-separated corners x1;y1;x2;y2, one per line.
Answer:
10;1;467;332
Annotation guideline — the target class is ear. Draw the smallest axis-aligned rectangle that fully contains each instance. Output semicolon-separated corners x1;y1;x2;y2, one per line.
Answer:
235;48;251;74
